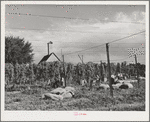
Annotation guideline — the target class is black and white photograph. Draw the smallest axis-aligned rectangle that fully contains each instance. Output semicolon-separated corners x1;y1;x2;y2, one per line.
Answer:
1;1;149;121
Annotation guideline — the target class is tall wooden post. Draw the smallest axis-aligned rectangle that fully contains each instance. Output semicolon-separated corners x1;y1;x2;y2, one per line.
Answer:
106;43;113;97
47;43;49;55
82;55;83;64
134;54;139;88
61;49;63;60
120;63;121;73
62;55;66;87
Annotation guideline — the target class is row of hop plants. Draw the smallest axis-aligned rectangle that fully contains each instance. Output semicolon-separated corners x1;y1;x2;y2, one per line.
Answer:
5;61;75;86
5;61;108;87
5;63;35;85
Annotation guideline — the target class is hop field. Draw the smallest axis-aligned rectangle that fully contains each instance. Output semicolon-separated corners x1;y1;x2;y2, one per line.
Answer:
5;61;145;111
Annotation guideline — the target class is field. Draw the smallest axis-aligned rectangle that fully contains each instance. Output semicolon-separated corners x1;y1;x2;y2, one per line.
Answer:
5;79;145;111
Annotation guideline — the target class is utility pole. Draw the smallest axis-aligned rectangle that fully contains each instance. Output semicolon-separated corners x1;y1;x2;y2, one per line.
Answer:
134;54;139;88
106;43;113;97
62;55;66;87
82;55;83;64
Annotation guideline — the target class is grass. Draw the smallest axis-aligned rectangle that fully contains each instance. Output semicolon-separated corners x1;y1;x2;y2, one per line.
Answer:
5;80;145;111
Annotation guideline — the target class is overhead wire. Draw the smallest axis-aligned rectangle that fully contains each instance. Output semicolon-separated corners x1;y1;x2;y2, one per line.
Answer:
5;7;146;64
5;27;145;58
108;30;146;44
5;12;145;24
90;58;130;62
64;43;106;56
63;30;145;56
5;27;146;35
85;58;136;63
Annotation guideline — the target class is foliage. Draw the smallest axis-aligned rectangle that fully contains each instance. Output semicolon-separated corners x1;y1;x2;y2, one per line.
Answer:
5;63;14;85
5;36;34;65
116;63;121;74
5;61;145;88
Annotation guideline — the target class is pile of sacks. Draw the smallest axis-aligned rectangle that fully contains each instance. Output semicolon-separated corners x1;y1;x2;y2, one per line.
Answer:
98;75;134;90
99;84;110;90
98;82;133;90
110;75;134;89
112;81;133;89
42;86;75;101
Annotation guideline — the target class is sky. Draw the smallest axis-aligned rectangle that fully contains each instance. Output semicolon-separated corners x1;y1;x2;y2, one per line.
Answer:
5;4;146;64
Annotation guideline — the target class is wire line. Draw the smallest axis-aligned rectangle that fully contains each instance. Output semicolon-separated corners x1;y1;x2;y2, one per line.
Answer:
6;27;146;35
109;30;145;44
64;30;145;56
64;43;106;56
5;12;145;24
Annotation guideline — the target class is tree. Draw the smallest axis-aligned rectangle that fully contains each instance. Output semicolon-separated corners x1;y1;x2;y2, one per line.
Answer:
5;36;34;64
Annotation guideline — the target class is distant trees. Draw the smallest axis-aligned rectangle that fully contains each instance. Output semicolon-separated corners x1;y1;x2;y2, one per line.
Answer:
5;36;34;65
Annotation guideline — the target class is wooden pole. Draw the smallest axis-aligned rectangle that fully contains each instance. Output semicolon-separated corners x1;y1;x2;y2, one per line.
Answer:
47;43;49;55
78;55;83;64
120;63;121;73
134;54;139;88
61;49;63;60
100;61;104;82
82;55;83;64
106;43;113;97
62;55;66;87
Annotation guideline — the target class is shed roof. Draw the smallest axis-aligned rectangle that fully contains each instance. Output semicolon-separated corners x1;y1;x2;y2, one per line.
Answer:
38;52;61;64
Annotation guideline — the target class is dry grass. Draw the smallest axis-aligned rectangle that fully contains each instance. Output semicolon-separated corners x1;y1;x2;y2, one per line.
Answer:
5;80;145;111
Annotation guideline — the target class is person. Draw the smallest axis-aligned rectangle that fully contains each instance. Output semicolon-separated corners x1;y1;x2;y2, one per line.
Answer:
110;75;115;84
114;76;120;84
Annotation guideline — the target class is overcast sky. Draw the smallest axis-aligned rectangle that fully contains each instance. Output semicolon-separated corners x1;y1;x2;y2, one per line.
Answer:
5;4;146;64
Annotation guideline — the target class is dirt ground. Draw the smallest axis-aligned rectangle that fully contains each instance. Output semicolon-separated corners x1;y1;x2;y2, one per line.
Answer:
5;80;145;111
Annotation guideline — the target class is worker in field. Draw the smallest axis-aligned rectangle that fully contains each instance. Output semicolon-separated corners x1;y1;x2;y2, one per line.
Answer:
96;75;101;85
110;75;120;85
110;75;115;84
